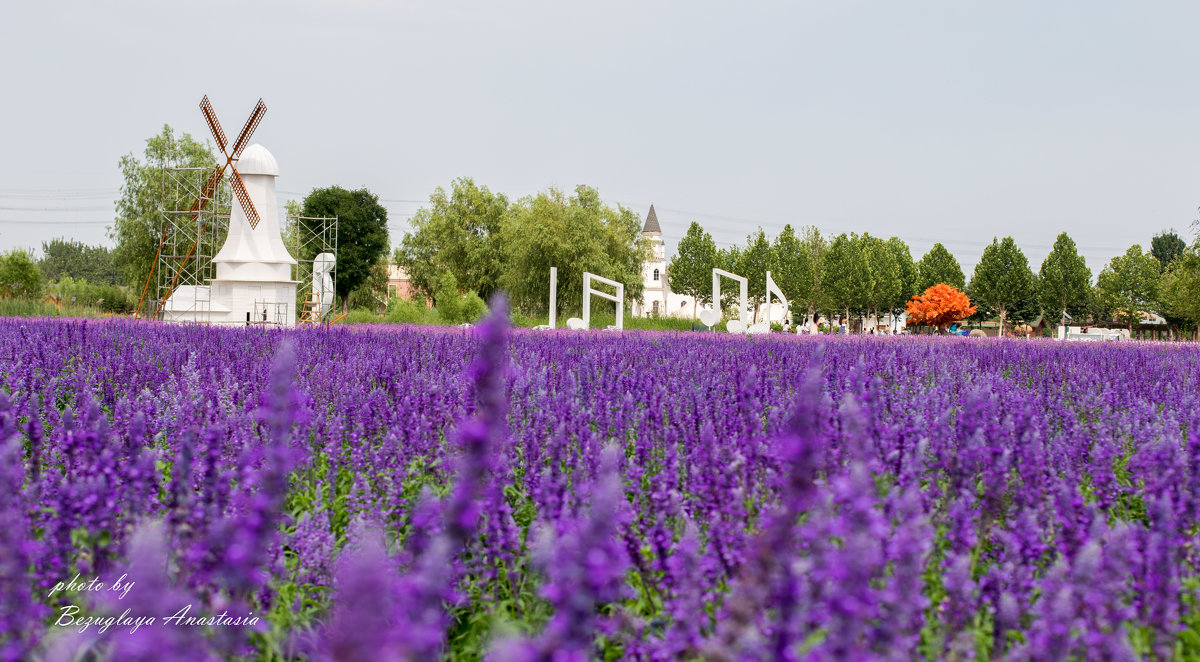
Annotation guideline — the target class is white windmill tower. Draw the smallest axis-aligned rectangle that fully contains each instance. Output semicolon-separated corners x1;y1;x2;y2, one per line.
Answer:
158;96;300;327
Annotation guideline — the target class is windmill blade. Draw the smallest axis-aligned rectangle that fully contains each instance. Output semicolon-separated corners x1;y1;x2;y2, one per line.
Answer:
199;95;229;155
230;99;267;157
230;168;261;229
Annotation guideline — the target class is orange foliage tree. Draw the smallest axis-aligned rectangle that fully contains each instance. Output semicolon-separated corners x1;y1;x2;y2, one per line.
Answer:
905;283;977;329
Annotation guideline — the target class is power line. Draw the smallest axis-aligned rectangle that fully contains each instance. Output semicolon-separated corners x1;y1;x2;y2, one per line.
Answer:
0;206;112;212
0;219;111;225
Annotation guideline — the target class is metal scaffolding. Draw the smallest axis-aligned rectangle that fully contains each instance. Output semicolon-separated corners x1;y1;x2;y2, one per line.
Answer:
151;163;338;326
151;165;231;321
285;214;338;324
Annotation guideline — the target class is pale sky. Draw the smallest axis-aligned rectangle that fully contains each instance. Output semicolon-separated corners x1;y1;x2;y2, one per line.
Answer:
2;1;1198;278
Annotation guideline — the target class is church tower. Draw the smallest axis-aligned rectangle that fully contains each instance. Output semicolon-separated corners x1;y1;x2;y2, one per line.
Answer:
639;204;668;316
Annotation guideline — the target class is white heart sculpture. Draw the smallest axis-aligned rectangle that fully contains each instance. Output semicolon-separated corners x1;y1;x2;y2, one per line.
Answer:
747;322;770;335
566;317;586;330
726;320;746;334
698;309;720;327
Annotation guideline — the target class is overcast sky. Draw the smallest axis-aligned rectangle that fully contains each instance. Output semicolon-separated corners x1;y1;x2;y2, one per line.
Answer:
2;1;1198;277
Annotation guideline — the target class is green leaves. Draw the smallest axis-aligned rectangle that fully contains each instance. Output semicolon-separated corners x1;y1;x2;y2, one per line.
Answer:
111;125;220;292
736;228;777;319
1037;233;1091;322
820;233;873;317
1150;230;1186;273
0;250;44;299
772;225;812;318
39;240;120;286
969;237;1037;333
917;243;966;292
1157;248;1200;327
300;186;390;311
667;221;717;308
397;178;509;303
1096;244;1161;331
498;186;646;317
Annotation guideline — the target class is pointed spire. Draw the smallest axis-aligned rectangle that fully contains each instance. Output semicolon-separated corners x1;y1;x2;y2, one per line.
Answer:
642;204;662;234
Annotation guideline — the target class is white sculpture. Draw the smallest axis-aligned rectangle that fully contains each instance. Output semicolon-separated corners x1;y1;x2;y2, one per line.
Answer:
535;267;559;331
313;253;336;319
580;272;624;331
547;266;558;328
761;270;789;332
711;268;749;334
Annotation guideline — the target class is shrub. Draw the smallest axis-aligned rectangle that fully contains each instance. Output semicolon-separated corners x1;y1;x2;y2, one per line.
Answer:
343;308;383;324
433;273;487;325
0;250;44;299
386;297;438;325
46;278;133;314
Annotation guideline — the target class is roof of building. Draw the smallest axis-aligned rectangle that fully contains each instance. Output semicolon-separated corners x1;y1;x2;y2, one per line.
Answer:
642;204;662;234
237;144;279;177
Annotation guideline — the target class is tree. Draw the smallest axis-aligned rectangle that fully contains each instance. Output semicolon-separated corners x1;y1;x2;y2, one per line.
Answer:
1158;247;1200;334
886;237;918;328
432;272;487;325
39;239;121;285
1037;232;1092;325
300;186;390;312
112;125;218;293
796;226;827;322
773;224;815;325
714;245;743;316
969;237;1037;337
667;221;717;318
736;228;777;323
905;283;976;329
861;233;900;331
1096;244;1160;333
346;259;390;312
820;233;872;330
0;250;45;299
916;243;966;292
1151;230;1186;273
499;186;646;318
396;177;508;301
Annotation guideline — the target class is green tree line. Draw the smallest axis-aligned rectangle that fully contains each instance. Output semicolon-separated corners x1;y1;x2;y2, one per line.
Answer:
668;224;1200;336
397;178;647;319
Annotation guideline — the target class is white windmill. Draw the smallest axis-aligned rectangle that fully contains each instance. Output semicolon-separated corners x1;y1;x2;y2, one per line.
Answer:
157;96;300;327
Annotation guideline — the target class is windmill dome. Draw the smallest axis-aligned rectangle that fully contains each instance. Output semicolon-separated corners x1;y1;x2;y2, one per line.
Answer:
236;144;279;176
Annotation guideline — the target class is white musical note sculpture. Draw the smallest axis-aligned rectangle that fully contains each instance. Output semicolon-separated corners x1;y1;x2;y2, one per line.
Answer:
748;270;789;335
535;267;558;330
549;266;557;328
708;268;749;334
566;272;624;331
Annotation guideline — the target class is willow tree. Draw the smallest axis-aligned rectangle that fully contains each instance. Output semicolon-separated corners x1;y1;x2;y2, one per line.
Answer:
111;125;217;292
499;186;645;319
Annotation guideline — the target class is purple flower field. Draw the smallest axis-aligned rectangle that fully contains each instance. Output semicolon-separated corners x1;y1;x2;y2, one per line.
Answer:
3;304;1200;661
